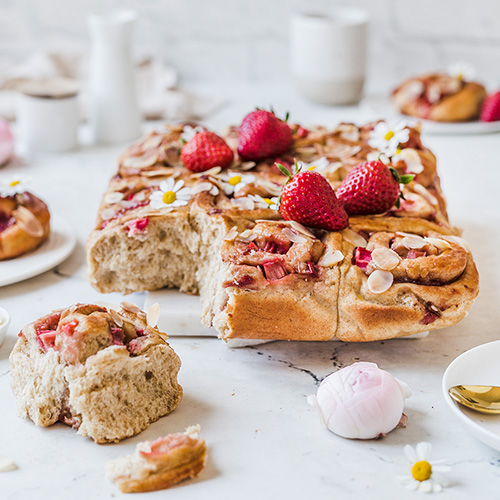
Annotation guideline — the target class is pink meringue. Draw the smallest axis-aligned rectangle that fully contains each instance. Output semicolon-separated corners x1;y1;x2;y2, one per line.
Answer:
307;362;411;439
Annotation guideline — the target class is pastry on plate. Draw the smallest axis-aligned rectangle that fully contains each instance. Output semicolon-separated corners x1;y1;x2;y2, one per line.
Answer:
10;302;182;443
391;72;486;122
0;179;50;260
107;425;207;493
86;115;479;342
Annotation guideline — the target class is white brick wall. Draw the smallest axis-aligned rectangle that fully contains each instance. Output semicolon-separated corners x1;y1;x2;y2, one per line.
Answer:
1;0;499;92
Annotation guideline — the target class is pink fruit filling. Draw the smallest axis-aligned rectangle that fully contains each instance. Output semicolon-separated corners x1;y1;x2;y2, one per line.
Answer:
140;434;198;459
264;240;288;254
0;211;14;233
407;249;426;259
261;259;288;281
125;216;149;236
420;301;441;325
353;247;372;270
36;330;57;352
110;325;125;345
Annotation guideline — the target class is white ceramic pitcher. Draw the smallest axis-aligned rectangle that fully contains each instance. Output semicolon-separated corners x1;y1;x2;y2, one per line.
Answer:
88;10;141;144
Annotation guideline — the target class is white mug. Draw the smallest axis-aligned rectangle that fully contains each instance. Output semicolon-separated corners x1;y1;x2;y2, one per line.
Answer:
290;8;369;105
17;78;79;153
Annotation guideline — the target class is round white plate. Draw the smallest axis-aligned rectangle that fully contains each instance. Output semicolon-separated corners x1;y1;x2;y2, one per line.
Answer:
0;215;76;287
362;95;500;135
442;341;500;452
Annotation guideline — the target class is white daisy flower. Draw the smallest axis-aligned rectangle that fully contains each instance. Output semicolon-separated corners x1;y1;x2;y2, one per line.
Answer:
218;171;256;196
297;157;330;173
447;62;476;82
0;176;30;197
149;178;192;210
180;125;204;143
248;194;279;210
399;442;451;494
368;121;410;157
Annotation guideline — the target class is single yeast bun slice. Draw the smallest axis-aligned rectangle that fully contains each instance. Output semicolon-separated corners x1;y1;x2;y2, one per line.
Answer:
107;425;207;493
9;302;183;443
0;192;50;260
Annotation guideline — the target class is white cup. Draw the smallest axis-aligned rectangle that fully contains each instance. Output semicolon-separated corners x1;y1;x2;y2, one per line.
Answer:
290;8;369;105
17;78;79;152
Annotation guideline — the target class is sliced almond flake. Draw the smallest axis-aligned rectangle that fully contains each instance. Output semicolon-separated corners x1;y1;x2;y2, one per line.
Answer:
371;247;401;271
236;229;257;242
142;134;164;150
240;161;256;171
254;179;282;197
0;455;17;472
134;191;147;202
326;161;343;173
402;235;427;249
143;168;174;177
104;191;125;204
12;206;44;237
147;303;161;327
223;227;238;241
397;148;424;174
191;167;221;178
367;270;394;294
338;145;362;159
109;309;124;327
446;235;471;253
318;249;344;267
341;228;367;248
288;221;316;238
413;183;438;206
101;207;117;221
122;153;159;169
230;197;255;210
295;146;317;154
120;301;141;314
191;182;215;195
282;227;307;244
424;237;452;251
396;231;418;238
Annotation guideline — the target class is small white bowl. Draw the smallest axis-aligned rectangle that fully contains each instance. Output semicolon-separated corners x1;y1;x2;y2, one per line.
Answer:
0;306;11;347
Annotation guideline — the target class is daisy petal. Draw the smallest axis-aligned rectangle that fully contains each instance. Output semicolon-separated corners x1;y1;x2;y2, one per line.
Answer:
404;444;418;463
418;480;433;493
416;442;432;461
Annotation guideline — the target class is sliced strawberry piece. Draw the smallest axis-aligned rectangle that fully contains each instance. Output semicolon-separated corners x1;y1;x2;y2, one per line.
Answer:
36;331;57;352
140;434;197;459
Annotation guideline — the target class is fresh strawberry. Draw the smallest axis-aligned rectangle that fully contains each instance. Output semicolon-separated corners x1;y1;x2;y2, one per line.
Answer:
181;131;233;173
278;166;348;231
336;160;413;215
480;91;500;122
238;110;293;161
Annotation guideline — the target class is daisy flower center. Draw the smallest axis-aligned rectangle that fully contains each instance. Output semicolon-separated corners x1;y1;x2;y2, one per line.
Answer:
307;166;316;171
228;175;242;186
264;198;273;206
411;460;432;482
162;191;177;204
384;130;395;141
9;180;20;187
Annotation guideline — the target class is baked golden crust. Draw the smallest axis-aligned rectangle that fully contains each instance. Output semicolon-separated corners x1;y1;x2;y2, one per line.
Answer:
392;74;487;122
87;121;479;342
0;192;50;260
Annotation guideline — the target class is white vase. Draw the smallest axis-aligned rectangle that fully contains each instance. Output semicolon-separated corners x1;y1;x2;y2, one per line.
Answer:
88;10;141;144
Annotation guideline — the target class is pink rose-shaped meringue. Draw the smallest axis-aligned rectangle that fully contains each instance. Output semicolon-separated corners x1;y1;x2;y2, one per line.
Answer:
0;118;14;166
307;362;411;439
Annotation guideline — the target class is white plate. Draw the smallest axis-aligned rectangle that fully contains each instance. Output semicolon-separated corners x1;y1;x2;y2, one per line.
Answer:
0;215;76;287
442;341;500;452
361;95;500;135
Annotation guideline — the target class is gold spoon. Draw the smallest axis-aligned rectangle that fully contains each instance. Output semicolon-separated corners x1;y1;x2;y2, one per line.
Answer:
448;385;500;414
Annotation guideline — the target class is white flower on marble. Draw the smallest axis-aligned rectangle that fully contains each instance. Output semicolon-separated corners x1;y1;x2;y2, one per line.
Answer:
399;442;451;493
180;125;204;143
248;194;279;210
218;171;256;196
368;121;409;157
447;62;476;82
0;176;31;197
149;178;192;210
297;157;330;174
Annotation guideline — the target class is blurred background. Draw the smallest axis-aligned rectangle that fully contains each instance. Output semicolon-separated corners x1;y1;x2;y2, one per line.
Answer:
1;0;500;92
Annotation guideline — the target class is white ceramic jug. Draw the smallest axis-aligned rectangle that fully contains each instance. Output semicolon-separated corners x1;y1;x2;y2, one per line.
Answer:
88;10;141;144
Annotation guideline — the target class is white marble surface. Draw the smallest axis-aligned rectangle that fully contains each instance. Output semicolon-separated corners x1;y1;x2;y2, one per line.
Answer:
1;83;500;499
